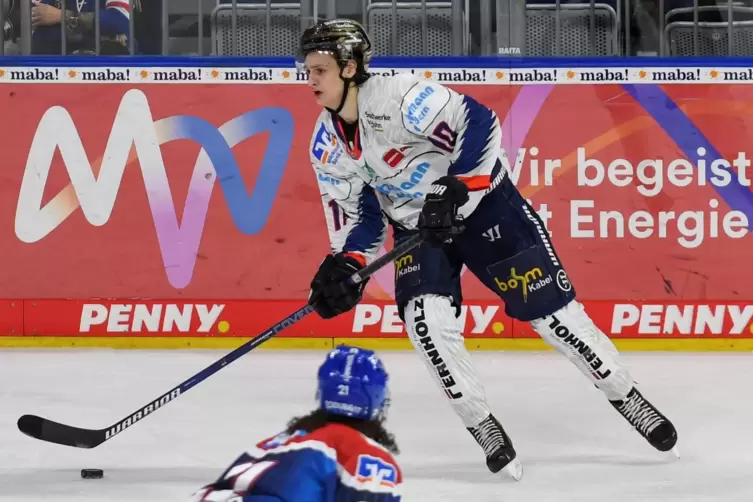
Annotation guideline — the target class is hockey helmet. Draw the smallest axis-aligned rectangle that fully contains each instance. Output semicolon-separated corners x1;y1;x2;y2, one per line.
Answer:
298;18;373;84
317;344;389;421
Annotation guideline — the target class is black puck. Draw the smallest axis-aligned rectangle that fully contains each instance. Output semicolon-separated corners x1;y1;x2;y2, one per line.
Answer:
81;469;103;479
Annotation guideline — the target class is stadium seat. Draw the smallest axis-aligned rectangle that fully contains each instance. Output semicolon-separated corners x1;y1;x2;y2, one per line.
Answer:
664;5;753;55
365;1;461;56
211;1;304;56
525;0;622;56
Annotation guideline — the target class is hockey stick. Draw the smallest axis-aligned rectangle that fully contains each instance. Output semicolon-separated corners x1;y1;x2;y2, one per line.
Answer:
17;233;423;449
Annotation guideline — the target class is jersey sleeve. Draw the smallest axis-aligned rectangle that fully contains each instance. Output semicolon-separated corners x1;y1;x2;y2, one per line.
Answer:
189;452;287;502
396;74;502;193
310;120;387;265
190;448;332;502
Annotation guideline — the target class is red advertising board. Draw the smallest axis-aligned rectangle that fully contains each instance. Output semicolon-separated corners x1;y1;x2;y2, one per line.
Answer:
15;299;753;342
22;299;513;339
1;63;751;347
0;301;23;336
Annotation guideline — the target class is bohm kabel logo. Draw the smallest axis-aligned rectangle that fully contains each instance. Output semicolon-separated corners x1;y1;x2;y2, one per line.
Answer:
395;254;420;280
493;267;552;302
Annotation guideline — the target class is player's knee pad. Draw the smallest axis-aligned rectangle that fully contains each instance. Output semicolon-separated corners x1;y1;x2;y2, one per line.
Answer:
530;300;633;401
403;294;490;427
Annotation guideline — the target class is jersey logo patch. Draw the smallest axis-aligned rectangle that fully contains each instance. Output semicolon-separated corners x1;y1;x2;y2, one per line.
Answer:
374;159;431;199
318;172;342;185
401;83;450;134
312;123;344;165
355;454;397;488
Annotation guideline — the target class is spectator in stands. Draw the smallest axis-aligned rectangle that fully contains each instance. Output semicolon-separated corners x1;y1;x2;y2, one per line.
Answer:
631;0;662;55
30;0;134;54
628;0;742;55
3;0;21;54
133;0;161;54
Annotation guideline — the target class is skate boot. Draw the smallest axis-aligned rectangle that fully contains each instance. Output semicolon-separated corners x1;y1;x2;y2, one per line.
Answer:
610;387;679;457
468;414;523;481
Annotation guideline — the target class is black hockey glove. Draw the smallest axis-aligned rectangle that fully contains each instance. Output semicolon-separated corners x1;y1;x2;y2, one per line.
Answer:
418;176;469;246
309;253;369;320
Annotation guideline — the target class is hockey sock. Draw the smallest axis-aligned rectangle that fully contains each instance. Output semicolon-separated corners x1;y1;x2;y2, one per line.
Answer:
403;294;491;427
530;300;634;401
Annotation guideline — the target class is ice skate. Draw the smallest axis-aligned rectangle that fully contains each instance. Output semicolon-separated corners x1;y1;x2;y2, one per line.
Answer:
610;387;679;458
468;414;523;481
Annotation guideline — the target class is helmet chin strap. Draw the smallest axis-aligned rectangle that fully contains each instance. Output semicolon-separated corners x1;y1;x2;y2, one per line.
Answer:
326;69;355;116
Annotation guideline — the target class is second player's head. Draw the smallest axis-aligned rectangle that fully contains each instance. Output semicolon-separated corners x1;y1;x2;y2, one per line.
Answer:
298;19;373;112
317;344;390;421
284;344;398;453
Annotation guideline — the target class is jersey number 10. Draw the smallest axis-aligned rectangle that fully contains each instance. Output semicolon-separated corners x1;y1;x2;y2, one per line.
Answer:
428;121;457;154
385;123;457;161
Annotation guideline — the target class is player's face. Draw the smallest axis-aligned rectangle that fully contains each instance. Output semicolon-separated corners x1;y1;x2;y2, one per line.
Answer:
305;52;348;108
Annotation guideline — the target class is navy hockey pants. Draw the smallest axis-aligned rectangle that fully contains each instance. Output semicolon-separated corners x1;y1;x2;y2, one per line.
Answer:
394;161;577;322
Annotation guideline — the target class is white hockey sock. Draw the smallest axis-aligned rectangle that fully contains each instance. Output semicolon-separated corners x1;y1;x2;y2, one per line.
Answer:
531;300;634;401
404;294;491;428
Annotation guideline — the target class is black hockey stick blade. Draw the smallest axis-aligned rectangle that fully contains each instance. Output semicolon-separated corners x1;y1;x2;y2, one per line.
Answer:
18;415;102;449
17;234;423;449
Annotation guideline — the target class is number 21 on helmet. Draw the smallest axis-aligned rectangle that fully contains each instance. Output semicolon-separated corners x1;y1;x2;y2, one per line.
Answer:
316;344;390;421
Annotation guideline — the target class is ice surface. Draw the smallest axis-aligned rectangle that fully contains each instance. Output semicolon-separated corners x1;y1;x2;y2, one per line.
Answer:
1;348;752;502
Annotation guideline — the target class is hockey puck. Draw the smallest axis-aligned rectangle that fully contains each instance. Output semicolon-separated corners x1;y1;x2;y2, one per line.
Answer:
81;469;103;479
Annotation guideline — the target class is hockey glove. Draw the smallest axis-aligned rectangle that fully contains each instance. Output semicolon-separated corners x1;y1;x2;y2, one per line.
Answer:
309;253;369;319
418;176;469;246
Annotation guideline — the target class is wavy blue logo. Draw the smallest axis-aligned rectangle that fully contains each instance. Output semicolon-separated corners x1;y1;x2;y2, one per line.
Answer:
16;89;295;289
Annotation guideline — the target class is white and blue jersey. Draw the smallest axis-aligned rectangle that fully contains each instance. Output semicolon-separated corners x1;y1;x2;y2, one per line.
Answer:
309;73;503;264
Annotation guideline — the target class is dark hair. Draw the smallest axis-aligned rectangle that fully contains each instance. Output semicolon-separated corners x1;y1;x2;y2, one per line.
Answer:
313;51;370;87
286;409;399;454
346;52;371;86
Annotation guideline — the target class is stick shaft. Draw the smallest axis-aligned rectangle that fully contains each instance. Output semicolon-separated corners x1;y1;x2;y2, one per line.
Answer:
18;235;423;448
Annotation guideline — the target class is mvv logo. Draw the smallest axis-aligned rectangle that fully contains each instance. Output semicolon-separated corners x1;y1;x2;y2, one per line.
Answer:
15;89;293;288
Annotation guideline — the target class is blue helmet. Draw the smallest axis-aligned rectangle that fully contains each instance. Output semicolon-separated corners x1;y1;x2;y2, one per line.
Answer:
317;344;389;421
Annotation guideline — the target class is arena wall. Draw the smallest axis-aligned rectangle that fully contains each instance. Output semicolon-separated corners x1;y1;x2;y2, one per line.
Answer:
1;56;752;351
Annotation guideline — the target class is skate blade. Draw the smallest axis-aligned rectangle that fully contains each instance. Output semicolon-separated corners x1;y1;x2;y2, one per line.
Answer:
503;458;523;481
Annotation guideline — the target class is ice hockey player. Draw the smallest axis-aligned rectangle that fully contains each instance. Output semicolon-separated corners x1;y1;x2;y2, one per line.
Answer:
301;18;679;481
190;345;402;501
